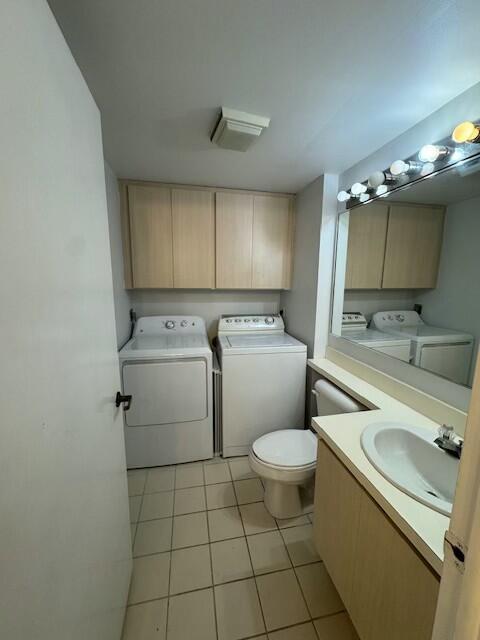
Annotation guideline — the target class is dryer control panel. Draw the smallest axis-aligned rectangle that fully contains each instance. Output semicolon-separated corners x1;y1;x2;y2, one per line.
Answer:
218;314;284;334
133;315;207;336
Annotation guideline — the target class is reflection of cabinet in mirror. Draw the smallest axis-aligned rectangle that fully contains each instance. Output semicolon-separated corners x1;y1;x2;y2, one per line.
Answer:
345;202;445;290
345;204;389;289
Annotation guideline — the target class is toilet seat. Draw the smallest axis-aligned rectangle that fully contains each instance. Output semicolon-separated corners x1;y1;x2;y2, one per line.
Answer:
252;429;317;468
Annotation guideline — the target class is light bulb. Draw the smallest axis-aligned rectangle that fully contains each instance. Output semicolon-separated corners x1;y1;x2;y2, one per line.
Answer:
390;160;409;176
351;182;367;195
418;144;449;163
359;193;370;203
420;162;435;177
390;159;423;176
376;185;389;196
368;171;387;189
452;121;480;144
337;190;351;203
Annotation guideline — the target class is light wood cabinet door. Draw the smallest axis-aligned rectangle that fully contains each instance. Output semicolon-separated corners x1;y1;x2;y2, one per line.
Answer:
313;441;363;610
252;195;293;289
345;204;389;289
350;490;440;640
128;184;173;288
382;204;445;288
172;189;215;288
215;192;254;289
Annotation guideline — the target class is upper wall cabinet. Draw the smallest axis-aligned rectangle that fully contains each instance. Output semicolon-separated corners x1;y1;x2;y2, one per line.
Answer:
252;195;294;289
121;181;295;290
345;203;389;289
345;202;445;290
128;184;173;288
216;192;254;289
172;189;215;288
215;192;294;289
382;204;445;289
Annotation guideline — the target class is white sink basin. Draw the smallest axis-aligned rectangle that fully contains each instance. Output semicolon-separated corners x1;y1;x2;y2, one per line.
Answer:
361;422;459;516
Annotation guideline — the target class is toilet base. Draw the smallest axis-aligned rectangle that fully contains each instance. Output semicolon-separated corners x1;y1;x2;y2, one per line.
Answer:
264;479;303;519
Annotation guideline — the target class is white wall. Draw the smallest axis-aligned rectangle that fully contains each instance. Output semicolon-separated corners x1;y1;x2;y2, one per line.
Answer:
105;162;132;347
280;176;324;354
280;175;338;357
0;1;131;637
414;195;480;384
131;290;280;339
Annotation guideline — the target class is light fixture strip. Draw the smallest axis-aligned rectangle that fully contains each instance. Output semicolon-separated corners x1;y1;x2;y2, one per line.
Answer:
337;117;480;209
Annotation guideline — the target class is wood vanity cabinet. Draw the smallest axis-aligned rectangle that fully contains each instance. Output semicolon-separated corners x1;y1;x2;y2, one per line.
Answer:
122;180;295;289
314;441;440;640
345;202;445;290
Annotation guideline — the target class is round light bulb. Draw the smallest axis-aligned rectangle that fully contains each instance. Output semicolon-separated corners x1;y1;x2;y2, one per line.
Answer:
452;121;480;144
390;160;409;176
368;171;387;189
420;162;435;177
359;193;370;203
418;144;448;163
351;182;367;195
337;190;351;203
376;185;389;196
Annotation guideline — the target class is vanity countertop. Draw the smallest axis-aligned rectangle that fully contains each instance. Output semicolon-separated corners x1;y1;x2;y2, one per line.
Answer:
309;357;450;576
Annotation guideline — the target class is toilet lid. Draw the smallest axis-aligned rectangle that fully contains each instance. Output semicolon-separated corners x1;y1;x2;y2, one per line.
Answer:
252;429;317;467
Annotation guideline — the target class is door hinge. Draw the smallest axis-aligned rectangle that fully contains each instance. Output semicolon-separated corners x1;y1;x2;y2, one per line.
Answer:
445;530;467;574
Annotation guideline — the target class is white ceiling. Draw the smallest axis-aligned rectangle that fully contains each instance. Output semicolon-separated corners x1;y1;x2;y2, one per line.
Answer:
48;0;480;193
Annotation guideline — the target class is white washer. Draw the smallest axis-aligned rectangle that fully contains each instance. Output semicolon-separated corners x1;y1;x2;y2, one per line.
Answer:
119;316;213;468
341;312;411;362
372;310;474;386
217;315;307;457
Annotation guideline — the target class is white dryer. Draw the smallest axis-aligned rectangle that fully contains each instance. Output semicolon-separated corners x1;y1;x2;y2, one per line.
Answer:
119;316;213;468
372;310;474;385
217;315;307;457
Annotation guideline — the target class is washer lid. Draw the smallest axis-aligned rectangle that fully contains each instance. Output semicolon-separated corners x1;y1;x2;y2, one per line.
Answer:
253;429;317;467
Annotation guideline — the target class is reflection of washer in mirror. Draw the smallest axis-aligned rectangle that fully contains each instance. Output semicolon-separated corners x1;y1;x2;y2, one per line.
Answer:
371;311;474;386
341;312;411;362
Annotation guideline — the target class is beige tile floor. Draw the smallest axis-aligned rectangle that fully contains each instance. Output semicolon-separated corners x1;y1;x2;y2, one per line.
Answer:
125;456;359;640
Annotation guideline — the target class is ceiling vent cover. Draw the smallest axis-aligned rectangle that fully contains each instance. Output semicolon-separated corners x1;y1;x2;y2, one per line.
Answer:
211;107;270;152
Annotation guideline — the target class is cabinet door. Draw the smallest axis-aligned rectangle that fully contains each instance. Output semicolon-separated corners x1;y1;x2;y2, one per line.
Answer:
382;204;444;288
350;490;439;640
215;192;254;289
345;204;389;289
252;195;293;289
128;185;173;288
314;441;362;611
172;189;215;288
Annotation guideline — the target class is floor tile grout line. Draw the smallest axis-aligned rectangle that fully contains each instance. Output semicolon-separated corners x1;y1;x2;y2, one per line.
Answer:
164;484;175;640
203;482;219;640
233;479;268;637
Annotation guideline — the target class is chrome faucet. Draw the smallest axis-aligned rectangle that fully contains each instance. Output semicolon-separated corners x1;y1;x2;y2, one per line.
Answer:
434;424;463;459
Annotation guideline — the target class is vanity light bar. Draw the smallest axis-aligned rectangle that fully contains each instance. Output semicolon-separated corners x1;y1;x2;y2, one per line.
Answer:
337;116;480;207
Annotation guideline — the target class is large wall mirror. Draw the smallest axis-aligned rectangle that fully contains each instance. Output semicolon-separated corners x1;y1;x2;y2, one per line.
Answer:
331;149;480;406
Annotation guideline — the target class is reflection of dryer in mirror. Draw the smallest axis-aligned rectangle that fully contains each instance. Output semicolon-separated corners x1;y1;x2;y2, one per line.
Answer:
341;312;411;362
371;310;474;386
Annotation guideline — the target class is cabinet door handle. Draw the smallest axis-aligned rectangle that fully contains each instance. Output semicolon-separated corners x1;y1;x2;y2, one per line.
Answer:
115;392;132;411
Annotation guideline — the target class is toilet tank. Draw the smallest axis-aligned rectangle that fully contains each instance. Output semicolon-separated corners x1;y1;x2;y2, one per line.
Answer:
314;379;364;416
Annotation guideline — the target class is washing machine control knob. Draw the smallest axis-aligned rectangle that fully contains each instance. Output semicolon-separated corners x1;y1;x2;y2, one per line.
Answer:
165;320;176;329
265;316;275;325
180;320;188;327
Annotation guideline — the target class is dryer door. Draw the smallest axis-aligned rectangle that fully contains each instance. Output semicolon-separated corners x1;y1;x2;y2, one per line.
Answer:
123;358;207;426
418;343;473;386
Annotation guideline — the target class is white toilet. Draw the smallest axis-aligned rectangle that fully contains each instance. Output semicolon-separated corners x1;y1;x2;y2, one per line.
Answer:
249;379;364;519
